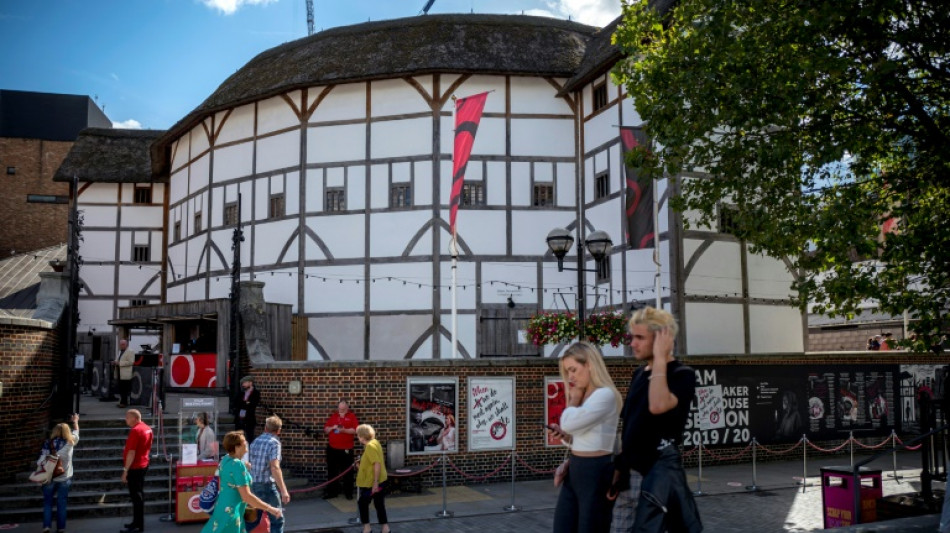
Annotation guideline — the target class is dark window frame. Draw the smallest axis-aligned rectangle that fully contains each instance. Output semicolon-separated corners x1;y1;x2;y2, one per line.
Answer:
461;181;486;206
223;202;239;226
194;211;203;234
596;254;611;284
269;194;286;219
533;183;555;207
719;203;741;235
390;183;412;208
325;187;345;212
595;171;610;200
132;244;150;263
133;186;153;204
592;82;608;112
173;221;182;243
130;298;149;307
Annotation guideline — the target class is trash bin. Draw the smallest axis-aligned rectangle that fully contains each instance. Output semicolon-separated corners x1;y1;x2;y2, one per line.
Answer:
820;466;883;528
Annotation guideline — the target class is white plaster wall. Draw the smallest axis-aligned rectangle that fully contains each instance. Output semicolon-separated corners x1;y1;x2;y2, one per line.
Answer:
557;162;576;207
125;205;164;228
371;78;431;116
683;239;742;296
485;161;507;206
481;262;541;305
685;302;745;355
586;200;623;245
207;230;232;271
259;268;297;308
257;130;300;174
369;314;432;360
440;115;506;156
439;313;476;360
620;98;643;128
192;122;211;155
252;219;298;265
209;276;230;300
511;118;574;157
171;134;190;172
413;161;432;208
216;104;255;145
83;206;118;228
285;171;300;216
509;76;571;115
185;236;204;277
308;214;365;259
437;261;477;310
311;316;364;361
585;103;620;149
117;266;160;295
78;300;115;331
308;123;366;164
369;163;389;209
257;93;299;134
511;211;580;256
311;83;366;123
369;263;434;312
166;283;185;303
82;231;116;264
746;251;796;300
80;263;116;296
749;305;804;352
511;161;531;206
372;117;432;159
213;142;254;183
304;265;364;313
79;183;117;203
456;211;507;256
170;168;189;205
190;155;210;196
369;211;433;257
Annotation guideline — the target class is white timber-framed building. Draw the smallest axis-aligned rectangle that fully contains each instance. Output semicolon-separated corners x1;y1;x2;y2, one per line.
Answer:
56;13;805;364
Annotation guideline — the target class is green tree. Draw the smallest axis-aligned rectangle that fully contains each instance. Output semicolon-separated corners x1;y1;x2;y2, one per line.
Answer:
614;0;950;349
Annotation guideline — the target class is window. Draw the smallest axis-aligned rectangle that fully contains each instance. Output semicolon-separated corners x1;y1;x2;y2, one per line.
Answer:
593;83;608;112
596;254;611;283
595;172;610;200
269;194;285;219
6;167;16;175
223;202;239;226
174;221;181;242
134;186;152;204
194;212;203;234
27;194;68;204
719;204;740;235
533;183;554;206
133;245;150;262
326;188;345;212
130;298;148;307
461;182;485;206
391;184;412;208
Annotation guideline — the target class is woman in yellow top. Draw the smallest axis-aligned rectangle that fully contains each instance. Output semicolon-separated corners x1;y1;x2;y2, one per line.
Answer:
356;424;390;533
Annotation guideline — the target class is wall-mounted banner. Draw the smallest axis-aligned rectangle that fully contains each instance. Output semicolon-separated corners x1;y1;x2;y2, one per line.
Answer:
684;364;901;447
407;377;458;455
544;377;567;447
696;384;725;431
468;377;515;451
899;364;948;433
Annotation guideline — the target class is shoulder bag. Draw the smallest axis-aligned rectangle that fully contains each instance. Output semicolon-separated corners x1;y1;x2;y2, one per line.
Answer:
29;439;64;484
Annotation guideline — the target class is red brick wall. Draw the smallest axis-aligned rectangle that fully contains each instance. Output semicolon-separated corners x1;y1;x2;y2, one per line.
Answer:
249;352;948;487
0;137;72;257
0;321;61;481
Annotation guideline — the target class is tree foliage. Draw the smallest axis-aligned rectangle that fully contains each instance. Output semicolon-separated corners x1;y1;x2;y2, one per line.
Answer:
614;0;950;349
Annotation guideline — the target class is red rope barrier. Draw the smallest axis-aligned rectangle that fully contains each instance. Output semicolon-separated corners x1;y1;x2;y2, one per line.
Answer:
852;435;893;450
758;439;803;456
681;446;698;458
515;453;558;475
701;443;752;462
388;457;441;477
289;462;358;494
806;438;851;453
446;453;511;482
894;435;923;451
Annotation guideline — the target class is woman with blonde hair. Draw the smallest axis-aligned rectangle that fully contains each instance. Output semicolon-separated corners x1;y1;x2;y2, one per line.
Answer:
356;424;390;533
201;431;282;533
548;342;621;532
38;414;80;533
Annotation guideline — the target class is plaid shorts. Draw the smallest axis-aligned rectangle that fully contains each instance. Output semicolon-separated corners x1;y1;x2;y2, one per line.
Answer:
610;470;643;533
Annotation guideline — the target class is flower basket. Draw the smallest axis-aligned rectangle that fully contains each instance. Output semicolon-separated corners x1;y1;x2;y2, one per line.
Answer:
526;312;579;346
583;311;632;348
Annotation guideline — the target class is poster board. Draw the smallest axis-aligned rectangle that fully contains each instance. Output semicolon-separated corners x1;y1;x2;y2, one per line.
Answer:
468;377;515;451
407;377;458;455
544;377;567;447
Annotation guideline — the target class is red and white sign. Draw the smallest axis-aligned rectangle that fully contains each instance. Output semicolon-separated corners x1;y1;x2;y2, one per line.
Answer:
170;353;218;388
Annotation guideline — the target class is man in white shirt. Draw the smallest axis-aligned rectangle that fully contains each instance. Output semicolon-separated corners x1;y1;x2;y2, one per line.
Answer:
112;339;135;408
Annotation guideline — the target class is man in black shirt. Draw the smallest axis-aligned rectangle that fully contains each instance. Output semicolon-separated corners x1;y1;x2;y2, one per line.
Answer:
613;307;702;533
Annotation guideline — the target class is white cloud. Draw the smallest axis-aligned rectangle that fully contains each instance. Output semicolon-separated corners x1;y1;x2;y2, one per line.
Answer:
113;119;143;130
547;0;621;26
199;0;278;16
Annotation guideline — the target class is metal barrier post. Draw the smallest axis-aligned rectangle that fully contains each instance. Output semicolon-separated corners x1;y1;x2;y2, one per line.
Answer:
746;438;759;492
159;454;175;523
888;430;902;482
849;431;854;467
503;451;519;512
435;452;453;518
799;435;808;493
693;442;705;496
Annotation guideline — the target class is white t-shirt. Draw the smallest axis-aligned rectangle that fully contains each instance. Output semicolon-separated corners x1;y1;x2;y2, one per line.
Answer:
559;387;619;453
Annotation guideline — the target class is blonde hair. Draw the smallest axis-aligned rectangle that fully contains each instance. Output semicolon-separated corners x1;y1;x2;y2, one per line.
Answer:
356;424;376;441
559;342;622;410
264;415;282;433
628;306;679;338
50;423;75;445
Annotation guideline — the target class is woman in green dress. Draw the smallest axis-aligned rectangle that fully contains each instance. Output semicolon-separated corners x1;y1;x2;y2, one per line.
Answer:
203;431;282;533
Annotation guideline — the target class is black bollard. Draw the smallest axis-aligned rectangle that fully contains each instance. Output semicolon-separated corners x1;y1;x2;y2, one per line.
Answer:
919;390;934;500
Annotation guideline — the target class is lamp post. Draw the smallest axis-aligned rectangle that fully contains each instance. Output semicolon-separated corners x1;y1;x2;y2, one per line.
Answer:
545;228;613;340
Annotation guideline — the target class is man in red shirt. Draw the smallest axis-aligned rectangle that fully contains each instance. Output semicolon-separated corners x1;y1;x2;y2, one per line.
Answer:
120;409;153;533
323;399;358;500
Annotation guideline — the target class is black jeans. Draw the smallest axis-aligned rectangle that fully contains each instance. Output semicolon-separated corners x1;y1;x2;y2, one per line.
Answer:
357;483;388;525
118;379;131;405
326;446;354;497
127;467;148;529
553;454;615;533
634;447;702;533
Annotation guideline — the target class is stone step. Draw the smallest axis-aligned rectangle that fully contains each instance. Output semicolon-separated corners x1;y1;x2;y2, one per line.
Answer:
0;497;172;521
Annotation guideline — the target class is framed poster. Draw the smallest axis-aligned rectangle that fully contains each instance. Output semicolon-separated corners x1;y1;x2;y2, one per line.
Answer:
468;377;515;451
544;376;567;447
407;377;458;455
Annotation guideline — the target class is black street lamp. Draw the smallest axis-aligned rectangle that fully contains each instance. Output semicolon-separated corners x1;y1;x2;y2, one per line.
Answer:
545;228;613;339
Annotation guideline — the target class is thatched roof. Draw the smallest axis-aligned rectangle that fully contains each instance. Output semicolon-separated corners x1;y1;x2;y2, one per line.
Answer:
152;14;597;177
54;128;166;183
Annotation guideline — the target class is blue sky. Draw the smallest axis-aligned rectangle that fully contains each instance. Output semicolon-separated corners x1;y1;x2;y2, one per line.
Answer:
0;0;621;130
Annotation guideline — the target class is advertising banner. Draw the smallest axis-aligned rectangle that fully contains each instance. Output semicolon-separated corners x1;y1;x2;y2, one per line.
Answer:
544;377;567;447
468;377;515;451
407;377;458;454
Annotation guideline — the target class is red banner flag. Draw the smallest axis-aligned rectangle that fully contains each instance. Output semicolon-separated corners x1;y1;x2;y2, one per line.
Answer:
449;92;489;236
620;126;655;249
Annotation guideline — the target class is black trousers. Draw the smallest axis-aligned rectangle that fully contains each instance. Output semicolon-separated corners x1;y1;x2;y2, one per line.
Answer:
127;467;148;529
553;454;615;533
326;446;354;496
357;483;388;525
118;379;131;405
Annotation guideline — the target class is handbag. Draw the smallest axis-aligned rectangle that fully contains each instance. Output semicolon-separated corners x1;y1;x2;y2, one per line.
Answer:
244;507;271;533
29;440;64;484
553;449;570;488
198;471;220;513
